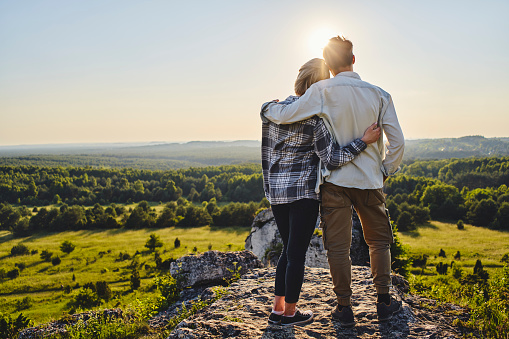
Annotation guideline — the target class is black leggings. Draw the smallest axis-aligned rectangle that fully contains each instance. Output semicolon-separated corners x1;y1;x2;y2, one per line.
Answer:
271;199;319;303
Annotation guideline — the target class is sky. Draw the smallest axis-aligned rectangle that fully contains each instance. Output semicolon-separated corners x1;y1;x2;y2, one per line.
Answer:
1;0;508;145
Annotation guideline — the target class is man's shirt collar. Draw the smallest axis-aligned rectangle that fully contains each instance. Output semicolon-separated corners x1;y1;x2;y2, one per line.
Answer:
334;71;361;80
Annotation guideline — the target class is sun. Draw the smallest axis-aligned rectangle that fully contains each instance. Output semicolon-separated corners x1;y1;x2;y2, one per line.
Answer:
308;28;338;55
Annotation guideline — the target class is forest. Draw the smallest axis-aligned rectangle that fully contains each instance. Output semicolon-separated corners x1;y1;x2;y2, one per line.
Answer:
1;156;509;237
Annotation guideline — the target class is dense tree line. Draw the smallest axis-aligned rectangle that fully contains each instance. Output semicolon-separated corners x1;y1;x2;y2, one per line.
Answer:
0;164;264;206
385;174;509;230
401;156;509;189
0;198;268;237
2;156;509;234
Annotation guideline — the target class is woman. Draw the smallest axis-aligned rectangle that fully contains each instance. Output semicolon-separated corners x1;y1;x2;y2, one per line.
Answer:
261;58;380;327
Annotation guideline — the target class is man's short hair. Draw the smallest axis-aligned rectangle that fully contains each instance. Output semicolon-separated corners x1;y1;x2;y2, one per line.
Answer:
323;35;354;72
294;58;330;96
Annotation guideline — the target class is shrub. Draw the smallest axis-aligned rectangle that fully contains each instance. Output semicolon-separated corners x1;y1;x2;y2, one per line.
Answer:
436;262;448;275
60;240;76;254
390;222;411;277
131;268;141;290
411;254;428;271
95;281;112;301
117;252;131;261
192;246;198;252
457;220;464;230
64;285;73;294
31;249;38;255
473;259;489;282
174;237;181;248
52;256;62;266
438;249;446;258
502;253;509;263
68;288;100;311
16;296;33;311
145;233;163;252
63;312;149;339
452;265;463;279
10;243;30;256
0;313;32;339
208;243;212;250
40;250;53;262
154;274;181;310
7;268;20;279
454;251;461;260
0;269;6;279
15;263;26;271
396;211;414;231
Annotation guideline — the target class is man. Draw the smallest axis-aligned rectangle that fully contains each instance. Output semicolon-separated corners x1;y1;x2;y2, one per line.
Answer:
262;36;404;326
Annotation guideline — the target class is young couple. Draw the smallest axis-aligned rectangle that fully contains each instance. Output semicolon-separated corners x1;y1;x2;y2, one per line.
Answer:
261;36;405;327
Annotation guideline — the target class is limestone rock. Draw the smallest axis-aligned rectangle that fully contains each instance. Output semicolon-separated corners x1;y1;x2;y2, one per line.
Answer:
169;250;263;288
167;266;476;339
245;208;370;268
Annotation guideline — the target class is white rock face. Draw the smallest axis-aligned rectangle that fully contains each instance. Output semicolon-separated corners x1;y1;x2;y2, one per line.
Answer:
169;250;263;288
305;234;329;268
245;208;329;268
244;209;280;262
245;208;370;268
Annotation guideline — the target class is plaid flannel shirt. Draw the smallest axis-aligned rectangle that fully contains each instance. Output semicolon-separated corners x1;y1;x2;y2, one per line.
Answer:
261;96;366;205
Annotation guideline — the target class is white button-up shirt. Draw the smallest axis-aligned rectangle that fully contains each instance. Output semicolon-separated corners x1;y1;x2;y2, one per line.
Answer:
263;71;404;190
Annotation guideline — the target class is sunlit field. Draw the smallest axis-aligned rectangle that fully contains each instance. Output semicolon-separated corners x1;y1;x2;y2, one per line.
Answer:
399;220;509;273
0;226;250;324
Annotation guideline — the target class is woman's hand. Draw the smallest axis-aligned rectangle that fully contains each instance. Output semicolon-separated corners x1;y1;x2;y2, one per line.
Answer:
361;123;381;144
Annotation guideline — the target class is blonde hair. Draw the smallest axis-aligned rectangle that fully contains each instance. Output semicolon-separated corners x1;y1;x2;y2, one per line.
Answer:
294;58;330;96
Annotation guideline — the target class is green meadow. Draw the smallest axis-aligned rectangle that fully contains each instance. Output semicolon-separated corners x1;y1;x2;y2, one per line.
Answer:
399;221;509;273
0;226;250;324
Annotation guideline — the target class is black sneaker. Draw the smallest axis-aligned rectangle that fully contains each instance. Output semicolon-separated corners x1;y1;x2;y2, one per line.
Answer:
377;297;402;321
268;312;282;325
281;309;314;326
331;305;355;327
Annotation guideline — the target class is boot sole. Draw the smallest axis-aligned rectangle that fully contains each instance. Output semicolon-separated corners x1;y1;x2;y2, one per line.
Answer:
281;314;314;327
332;317;355;328
377;304;402;322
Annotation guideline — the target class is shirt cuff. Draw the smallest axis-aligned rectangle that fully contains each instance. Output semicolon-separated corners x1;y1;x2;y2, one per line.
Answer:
381;165;401;177
260;101;278;123
351;138;367;154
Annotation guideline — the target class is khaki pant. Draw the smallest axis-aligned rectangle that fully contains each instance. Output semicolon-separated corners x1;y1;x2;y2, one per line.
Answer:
320;182;394;307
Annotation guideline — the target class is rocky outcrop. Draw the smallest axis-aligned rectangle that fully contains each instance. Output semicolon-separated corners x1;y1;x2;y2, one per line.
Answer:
18;252;477;339
245;208;370;268
170;250;263;288
168;266;475;338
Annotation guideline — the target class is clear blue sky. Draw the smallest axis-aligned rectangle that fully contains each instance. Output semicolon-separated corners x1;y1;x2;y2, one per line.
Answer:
1;0;508;145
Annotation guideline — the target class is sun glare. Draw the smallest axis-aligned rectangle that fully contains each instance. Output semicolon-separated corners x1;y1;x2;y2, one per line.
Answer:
308;28;338;55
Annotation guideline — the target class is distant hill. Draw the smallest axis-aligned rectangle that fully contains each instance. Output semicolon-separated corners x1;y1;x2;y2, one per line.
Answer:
1;136;508;169
0;141;262;170
404;135;509;159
